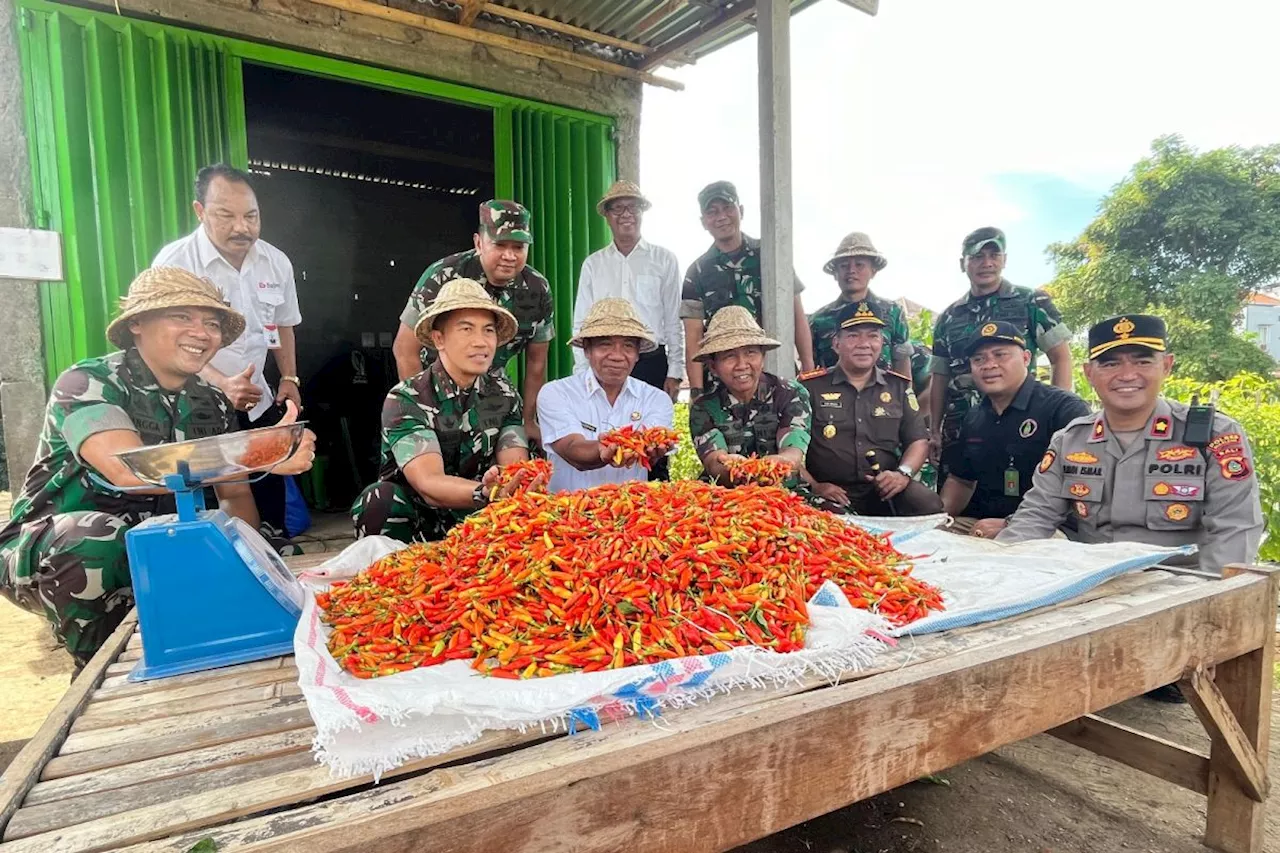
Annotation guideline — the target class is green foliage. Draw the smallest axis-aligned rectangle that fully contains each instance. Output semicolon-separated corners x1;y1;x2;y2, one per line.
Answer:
908;308;934;346
669;403;703;481
1046;135;1280;382
1163;373;1280;561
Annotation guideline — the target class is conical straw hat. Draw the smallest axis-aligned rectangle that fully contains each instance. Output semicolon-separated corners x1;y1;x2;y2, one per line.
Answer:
105;266;246;350
570;298;657;352
414;278;518;346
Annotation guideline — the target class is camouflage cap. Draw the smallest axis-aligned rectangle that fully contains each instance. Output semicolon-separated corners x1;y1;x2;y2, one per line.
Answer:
697;180;740;213
962;226;1006;257
478;200;533;244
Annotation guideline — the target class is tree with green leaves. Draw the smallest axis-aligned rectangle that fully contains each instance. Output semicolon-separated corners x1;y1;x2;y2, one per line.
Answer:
1047;134;1280;381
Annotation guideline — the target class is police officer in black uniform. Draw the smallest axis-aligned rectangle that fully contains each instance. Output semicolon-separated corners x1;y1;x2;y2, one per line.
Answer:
940;321;1091;537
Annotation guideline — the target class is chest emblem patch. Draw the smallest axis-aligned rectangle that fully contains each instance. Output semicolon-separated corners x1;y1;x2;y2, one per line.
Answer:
631;411;642;421
873;406;887;417
1156;445;1197;462
1164;503;1190;521
1038;450;1056;473
879;391;892;403
1019;418;1038;438
1074;500;1089;518
820;392;842;401
823;424;836;439
980;322;998;336
1065;451;1098;464
1068;482;1091;497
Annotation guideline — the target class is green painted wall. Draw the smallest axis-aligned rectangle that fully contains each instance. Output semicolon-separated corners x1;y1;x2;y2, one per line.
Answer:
17;0;615;385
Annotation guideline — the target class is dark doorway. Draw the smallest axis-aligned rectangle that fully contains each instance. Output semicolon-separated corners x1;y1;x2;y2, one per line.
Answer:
242;64;494;507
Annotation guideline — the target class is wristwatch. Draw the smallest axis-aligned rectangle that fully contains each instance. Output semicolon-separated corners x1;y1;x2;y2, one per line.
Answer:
897;463;916;479
279;375;301;385
471;482;490;510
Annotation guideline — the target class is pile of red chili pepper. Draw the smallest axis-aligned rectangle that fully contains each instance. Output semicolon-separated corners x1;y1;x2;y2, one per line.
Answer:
491;458;552;498
725;455;794;486
317;481;942;680
238;429;296;469
599;425;680;470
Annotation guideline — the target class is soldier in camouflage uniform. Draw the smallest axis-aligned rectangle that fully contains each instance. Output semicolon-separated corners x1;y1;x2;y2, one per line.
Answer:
0;268;315;665
687;307;815;501
808;232;911;375
354;279;532;542
680;181;815;395
930;227;1073;471
390;200;554;441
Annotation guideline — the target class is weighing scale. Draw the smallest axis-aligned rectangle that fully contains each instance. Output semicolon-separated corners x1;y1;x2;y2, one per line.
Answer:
112;424;310;681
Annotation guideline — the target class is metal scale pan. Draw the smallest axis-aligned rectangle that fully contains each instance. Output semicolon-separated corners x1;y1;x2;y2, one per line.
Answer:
115;423;311;681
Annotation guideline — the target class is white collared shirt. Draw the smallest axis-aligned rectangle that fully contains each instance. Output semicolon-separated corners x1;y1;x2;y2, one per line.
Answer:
572;239;683;379
153;227;302;421
537;371;675;493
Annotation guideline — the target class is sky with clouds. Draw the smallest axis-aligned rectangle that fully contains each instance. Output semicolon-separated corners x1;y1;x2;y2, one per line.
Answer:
637;0;1280;315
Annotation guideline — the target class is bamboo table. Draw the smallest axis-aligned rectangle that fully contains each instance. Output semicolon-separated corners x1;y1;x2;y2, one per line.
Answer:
0;559;1273;853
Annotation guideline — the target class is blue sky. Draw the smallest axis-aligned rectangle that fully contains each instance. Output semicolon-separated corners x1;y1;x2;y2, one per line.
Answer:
638;0;1280;314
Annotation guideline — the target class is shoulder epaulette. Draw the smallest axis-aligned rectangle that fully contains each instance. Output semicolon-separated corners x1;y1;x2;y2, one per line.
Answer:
797;367;830;381
886;369;912;382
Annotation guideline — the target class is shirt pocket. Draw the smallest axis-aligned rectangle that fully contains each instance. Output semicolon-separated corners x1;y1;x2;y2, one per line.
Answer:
1143;473;1205;530
253;282;286;324
1060;474;1104;528
634;274;663;309
867;402;903;445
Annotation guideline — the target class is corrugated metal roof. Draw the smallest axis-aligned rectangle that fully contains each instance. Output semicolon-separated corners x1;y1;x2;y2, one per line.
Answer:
481;0;876;67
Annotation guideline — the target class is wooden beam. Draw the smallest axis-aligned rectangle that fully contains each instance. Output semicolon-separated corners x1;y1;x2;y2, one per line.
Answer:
639;0;757;71
1047;714;1210;795
1178;667;1268;802
0;613;137;837
456;0;483;27
1201;564;1278;853
633;0;687;37
308;0;683;90
477;4;650;55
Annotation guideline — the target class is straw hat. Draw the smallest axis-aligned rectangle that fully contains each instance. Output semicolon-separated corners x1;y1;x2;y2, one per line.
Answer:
105;267;246;350
823;231;887;275
569;298;657;352
595;180;652;217
695;306;781;362
413;278;518;346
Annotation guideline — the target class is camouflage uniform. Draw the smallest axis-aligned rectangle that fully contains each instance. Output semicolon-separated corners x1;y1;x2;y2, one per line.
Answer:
931;280;1071;462
688;373;818;500
399;201;554;373
809;292;910;370
679;236;805;329
0;349;235;662
352;360;528;542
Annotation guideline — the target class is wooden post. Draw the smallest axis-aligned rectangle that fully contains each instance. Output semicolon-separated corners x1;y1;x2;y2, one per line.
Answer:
1202;564;1277;853
757;0;795;379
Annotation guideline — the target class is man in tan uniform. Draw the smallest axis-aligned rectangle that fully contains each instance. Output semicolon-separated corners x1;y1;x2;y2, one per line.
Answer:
998;314;1263;573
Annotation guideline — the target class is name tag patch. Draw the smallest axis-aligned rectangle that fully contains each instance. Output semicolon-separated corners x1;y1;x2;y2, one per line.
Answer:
1151;481;1200;498
1063;465;1103;476
1147;462;1202;476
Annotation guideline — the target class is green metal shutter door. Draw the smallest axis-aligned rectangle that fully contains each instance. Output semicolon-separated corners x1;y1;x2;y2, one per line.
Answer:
18;7;246;385
511;106;615;382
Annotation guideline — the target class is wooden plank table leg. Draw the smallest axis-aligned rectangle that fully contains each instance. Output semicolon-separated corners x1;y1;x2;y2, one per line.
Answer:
1201;564;1277;853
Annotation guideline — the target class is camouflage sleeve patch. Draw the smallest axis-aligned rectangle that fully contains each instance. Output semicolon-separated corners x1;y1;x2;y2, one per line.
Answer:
930;315;949;359
399;262;448;328
381;388;442;469
889;304;910;348
777;380;813;454
679;298;704;321
52;366;135;459
929;354;952;377
688;397;727;460
499;378;527;450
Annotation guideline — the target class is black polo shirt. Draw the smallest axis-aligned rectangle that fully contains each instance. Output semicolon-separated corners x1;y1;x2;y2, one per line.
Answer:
951;376;1091;518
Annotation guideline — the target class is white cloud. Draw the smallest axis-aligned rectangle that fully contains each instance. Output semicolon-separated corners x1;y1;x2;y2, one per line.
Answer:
640;0;1280;316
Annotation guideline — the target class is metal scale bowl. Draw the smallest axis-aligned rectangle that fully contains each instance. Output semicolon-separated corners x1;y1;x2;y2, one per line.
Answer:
115;423;310;681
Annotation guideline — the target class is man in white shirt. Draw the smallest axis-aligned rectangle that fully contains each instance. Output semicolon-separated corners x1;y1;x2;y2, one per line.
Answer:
539;299;676;493
153;163;303;545
572;181;683;402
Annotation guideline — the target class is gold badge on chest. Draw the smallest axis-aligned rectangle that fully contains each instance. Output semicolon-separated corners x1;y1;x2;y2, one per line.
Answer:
823;424;836;439
879;391;892;403
873;406;887;417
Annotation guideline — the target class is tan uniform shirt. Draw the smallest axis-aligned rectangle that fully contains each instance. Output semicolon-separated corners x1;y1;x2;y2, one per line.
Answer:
802;367;925;490
998;398;1263;571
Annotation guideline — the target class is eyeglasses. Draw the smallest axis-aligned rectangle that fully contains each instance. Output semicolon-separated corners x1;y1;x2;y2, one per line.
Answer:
607;203;642;216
